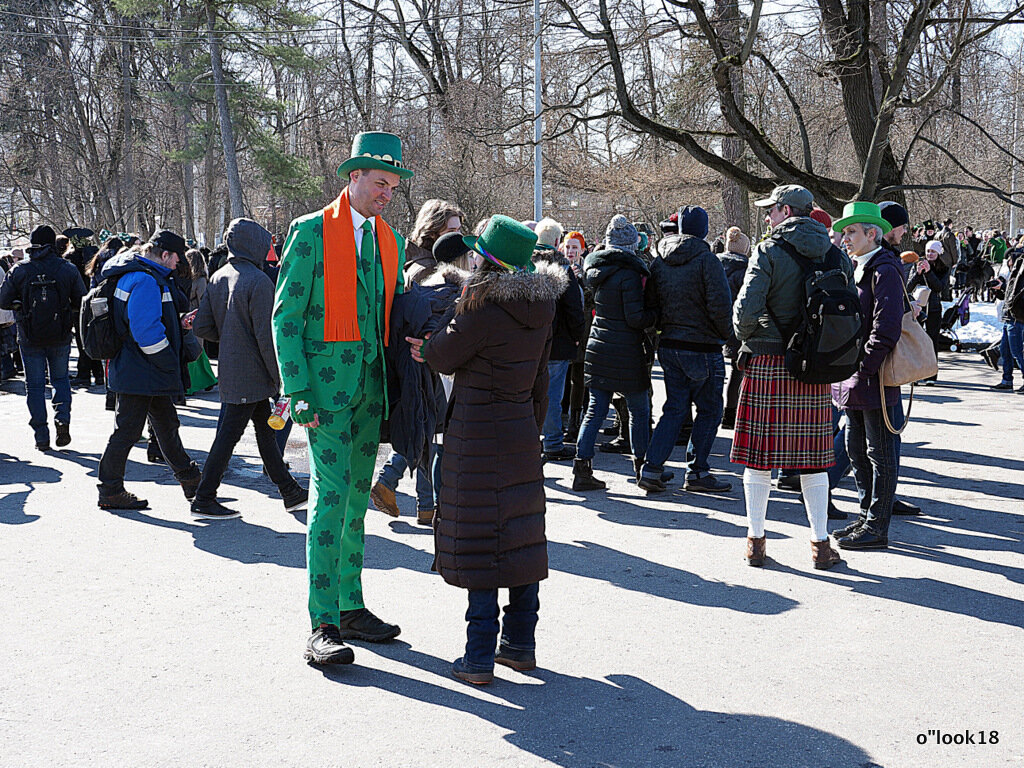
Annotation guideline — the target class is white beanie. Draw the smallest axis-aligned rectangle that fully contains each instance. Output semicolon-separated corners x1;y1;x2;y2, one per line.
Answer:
926;239;943;254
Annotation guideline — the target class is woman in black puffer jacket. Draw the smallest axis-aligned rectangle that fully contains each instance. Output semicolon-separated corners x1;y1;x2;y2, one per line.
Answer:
572;215;655;491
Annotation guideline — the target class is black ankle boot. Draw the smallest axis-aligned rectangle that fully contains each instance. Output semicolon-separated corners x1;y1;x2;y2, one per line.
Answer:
572;459;606;491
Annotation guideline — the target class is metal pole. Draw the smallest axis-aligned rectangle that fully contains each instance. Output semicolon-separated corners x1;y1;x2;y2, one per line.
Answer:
533;0;542;221
1011;42;1022;237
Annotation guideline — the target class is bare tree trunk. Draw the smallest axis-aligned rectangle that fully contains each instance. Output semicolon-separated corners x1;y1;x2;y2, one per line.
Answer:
716;0;749;232
206;1;245;219
121;23;136;234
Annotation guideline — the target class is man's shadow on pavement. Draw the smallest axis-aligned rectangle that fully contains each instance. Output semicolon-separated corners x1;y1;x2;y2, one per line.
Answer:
0;453;62;524
316;644;875;768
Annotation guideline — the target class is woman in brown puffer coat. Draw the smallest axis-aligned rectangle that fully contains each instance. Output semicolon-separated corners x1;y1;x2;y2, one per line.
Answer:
414;214;567;685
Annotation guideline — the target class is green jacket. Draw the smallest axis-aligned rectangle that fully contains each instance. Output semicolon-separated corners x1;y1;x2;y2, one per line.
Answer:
272;207;406;411
733;217;854;356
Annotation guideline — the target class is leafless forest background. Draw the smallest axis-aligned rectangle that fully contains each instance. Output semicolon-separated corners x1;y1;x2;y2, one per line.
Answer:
2;0;1022;244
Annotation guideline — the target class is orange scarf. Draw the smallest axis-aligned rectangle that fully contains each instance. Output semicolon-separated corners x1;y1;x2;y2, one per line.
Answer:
322;188;398;345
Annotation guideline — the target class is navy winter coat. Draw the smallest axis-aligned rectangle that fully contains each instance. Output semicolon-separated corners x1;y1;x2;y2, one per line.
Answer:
0;244;85;347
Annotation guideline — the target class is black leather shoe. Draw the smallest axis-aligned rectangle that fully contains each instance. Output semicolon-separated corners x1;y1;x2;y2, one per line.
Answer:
336;608;401;642
452;657;493;685
598;437;630;454
178;463;202;501
831;519;863;539
495;644;537;671
837;528;888;550
304;625;354;665
542;446;575;462
98;490;149;510
990;381;1014;391
892;498;921;516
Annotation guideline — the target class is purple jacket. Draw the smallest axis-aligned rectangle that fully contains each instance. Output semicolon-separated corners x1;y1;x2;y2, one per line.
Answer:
832;247;904;410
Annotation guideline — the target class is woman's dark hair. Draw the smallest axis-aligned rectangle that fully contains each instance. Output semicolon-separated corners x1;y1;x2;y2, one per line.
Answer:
174;251;194;280
87;236;125;277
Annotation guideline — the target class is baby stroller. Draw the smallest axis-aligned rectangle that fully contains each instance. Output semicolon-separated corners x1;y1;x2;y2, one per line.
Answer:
938;290;971;351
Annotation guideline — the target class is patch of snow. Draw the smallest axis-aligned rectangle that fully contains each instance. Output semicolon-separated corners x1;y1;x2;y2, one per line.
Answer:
942;300;1002;345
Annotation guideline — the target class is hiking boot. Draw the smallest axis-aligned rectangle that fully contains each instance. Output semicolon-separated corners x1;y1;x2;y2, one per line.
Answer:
892;498;920;516
684;473;732;493
190;499;241;520
98;490;149;510
495;644;537;672
837;528;888;550
304;625;355;665
178;463;202;501
54;422;71;447
452;657;493;685
336;608;401;642
417;507;434;526
598;437;630;454
990;381;1014;391
811;539;843;570
543;446;575;462
746;536;766;567
572;459;606;491
370;482;400;517
282;485;309;513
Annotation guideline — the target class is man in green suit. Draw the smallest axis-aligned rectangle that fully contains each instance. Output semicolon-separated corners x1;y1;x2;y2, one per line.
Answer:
272;132;412;665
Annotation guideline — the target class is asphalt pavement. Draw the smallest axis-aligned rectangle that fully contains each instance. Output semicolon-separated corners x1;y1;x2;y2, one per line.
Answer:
1;350;1021;767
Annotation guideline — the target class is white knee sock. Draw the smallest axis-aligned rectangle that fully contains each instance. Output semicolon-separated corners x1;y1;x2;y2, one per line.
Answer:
800;471;830;542
743;468;772;538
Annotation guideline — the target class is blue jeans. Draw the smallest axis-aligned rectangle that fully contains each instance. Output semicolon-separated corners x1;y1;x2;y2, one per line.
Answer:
377;449;434;511
1006;321;1024;375
431;443;444;509
542;360;571;451
464;583;540;670
845;405;901;536
644;348;724;479
20;343;72;445
576;388;650;461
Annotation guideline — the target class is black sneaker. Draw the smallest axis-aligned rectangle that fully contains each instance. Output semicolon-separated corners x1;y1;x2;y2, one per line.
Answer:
495;644;537;672
55;422;71;447
178;464;202;501
637;466;667;494
336;608;401;642
190;499;241;520
98;490;149;510
684;473;732;493
990;381;1014;391
837;527;888;550
283;486;309;513
35;442;51;452
892;498;921;516
542;446;575;462
598;437;630;454
452;657;493;685
304;625;355;665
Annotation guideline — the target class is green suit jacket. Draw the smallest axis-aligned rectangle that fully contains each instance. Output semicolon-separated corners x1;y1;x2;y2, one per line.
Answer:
272;207;406;412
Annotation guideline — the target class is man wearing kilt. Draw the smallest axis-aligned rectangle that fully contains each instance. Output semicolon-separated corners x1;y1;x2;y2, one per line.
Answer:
731;185;848;570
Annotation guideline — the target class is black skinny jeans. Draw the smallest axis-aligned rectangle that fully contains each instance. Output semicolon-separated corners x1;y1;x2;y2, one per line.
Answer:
98;393;194;494
195;399;295;504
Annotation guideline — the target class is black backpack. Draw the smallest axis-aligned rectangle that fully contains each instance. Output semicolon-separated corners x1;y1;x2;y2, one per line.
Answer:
18;259;73;346
767;239;864;384
80;277;124;360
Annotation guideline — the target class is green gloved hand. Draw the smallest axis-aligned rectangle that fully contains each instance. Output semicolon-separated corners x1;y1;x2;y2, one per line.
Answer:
289;391;320;428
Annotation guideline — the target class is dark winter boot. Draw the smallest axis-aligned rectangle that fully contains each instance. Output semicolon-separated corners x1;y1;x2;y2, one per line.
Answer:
572;459;606;492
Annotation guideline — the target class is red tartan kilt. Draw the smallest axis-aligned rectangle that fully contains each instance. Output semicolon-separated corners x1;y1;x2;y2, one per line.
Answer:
730;354;834;471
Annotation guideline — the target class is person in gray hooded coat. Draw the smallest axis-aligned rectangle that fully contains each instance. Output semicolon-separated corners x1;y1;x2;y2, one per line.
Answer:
191;217;307;519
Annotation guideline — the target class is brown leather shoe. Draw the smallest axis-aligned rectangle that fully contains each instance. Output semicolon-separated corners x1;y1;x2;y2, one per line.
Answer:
811;539;842;570
370;482;400;517
416;507;434;526
746;536;766;567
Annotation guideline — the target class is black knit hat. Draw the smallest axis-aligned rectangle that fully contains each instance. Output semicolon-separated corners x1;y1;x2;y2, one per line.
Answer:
879;202;909;229
30;225;56;246
149;229;186;257
433;231;472;264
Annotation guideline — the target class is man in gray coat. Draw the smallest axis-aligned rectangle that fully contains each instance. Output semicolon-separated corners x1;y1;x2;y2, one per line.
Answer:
191;218;307;519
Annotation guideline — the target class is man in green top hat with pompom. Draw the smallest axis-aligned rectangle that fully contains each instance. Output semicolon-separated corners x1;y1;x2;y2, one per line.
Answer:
272;131;412;666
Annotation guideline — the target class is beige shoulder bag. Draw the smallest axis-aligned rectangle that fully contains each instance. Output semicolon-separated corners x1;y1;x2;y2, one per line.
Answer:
878;281;939;434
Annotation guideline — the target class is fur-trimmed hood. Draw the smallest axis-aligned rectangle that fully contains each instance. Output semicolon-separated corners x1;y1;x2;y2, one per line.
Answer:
422;261;472;288
458;260;568;328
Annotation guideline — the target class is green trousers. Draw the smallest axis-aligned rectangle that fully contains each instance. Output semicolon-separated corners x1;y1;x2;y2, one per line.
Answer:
305;360;384;628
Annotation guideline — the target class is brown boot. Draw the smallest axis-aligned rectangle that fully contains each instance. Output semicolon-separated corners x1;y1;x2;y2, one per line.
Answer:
811;539;842;570
370;482;400;517
746;536;766;567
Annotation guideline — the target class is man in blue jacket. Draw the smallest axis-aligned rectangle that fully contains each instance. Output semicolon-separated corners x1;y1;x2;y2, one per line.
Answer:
96;230;202;510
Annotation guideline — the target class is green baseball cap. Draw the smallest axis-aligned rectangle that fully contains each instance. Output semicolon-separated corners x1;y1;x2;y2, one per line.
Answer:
337;131;414;180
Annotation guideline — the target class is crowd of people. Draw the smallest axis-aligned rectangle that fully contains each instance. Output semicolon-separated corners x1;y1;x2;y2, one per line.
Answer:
2;130;1021;686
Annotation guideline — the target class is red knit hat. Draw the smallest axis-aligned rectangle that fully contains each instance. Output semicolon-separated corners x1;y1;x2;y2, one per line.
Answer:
809;207;833;229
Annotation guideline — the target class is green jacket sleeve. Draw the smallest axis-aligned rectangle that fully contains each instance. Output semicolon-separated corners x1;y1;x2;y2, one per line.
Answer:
733;242;772;342
272;217;315;396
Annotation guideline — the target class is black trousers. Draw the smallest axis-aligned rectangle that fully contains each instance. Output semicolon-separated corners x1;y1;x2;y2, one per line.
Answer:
195;399;295;504
98;393;193;494
724;358;743;414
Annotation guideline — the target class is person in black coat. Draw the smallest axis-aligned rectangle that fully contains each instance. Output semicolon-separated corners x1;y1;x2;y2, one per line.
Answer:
572;215;655;491
719;226;750;429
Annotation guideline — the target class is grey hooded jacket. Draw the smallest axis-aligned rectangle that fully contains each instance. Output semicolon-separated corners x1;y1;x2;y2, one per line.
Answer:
193;219;280;403
733;217;854;356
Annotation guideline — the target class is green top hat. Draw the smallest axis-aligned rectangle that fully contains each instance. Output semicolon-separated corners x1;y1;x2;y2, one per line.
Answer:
337;131;414;180
463;214;538;272
832;201;892;234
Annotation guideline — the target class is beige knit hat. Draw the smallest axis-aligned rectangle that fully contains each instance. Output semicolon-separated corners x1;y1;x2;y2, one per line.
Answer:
725;226;750;256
